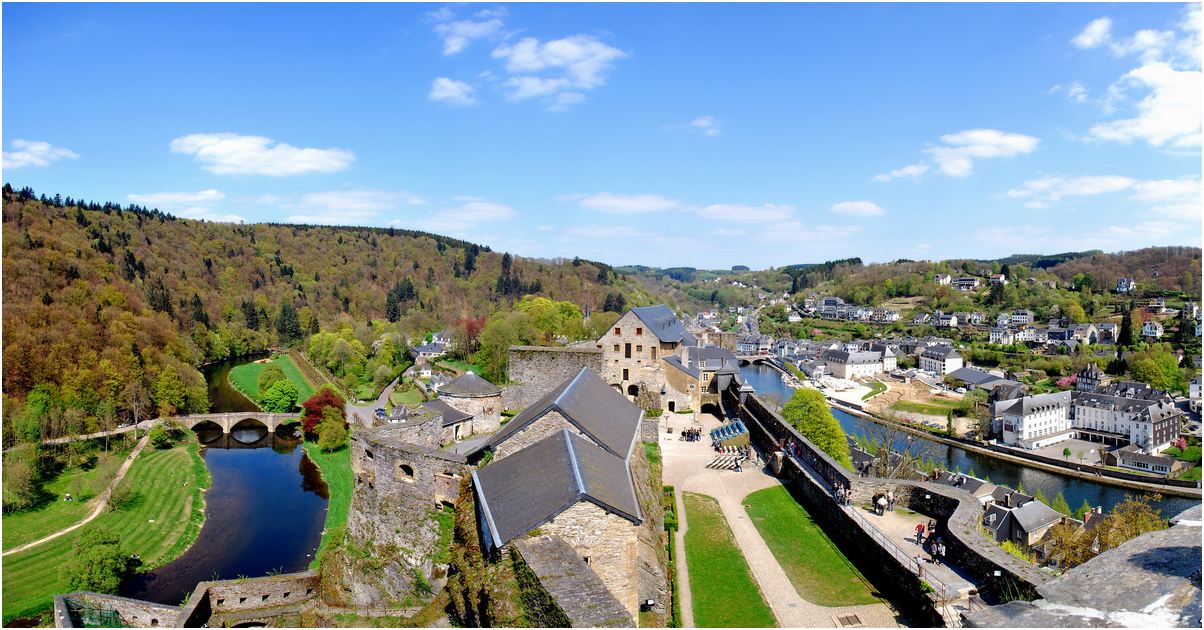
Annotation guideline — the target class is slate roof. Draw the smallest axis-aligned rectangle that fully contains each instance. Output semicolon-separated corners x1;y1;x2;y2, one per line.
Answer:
438;371;502;397
483;368;642;458
473;429;641;550
422;398;473;427
630;305;696;345
996;390;1072;416
922;345;961;360
1012;499;1064;533
822;349;883;365
949;367;1007;387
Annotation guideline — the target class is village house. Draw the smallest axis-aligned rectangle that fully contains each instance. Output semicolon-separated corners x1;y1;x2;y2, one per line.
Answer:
597;304;697;398
989;273;1008;286
983;495;1064;548
919;345;963;375
1010;309;1034;325
996;390;1074;449
662;345;740;414
953;277;981;291
989;327;1014;345
821;349;888;380
935;273;952;285
936;312;959;328
1116;277;1137;293
1141;320;1164;339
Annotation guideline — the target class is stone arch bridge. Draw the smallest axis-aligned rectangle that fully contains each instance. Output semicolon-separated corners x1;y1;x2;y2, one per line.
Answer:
162;413;298;434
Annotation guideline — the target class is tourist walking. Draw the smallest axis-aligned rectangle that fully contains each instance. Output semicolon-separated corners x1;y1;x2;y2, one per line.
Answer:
887;489;896;512
914;522;925;545
914;553;925;578
876;495;888;516
937;541;947;566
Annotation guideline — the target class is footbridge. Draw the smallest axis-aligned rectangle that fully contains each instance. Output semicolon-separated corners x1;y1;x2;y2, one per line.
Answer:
163;413;298;434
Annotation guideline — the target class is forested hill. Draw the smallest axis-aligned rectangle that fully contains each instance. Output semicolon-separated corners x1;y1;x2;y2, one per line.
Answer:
0;186;632;429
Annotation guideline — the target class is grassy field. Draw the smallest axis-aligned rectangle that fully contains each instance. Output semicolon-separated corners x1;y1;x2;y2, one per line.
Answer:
2;442;210;623
682;493;776;628
229;353;316;408
436;358;484;376
742;486;883;607
3;445;133;548
891;398;960;416
389;385;425;408
303;440;353;570
862;380;887;401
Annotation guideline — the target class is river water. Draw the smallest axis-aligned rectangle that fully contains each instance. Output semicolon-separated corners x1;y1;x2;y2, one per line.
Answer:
738;363;1198;517
119;356;328;605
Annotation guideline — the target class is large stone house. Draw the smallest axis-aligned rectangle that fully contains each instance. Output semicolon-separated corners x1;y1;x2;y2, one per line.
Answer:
597;305;696;398
662;345;740;414
995;391;1074;449
919;345;963;375
470;367;659;624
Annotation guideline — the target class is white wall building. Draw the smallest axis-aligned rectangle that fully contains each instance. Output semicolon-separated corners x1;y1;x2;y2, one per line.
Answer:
998;391;1073;449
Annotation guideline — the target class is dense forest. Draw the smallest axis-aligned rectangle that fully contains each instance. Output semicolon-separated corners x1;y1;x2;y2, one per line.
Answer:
0;186;648;442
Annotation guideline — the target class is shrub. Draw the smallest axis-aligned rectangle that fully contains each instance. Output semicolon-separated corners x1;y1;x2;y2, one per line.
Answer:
257;364;287;398
61;527;138;593
260;380;299;413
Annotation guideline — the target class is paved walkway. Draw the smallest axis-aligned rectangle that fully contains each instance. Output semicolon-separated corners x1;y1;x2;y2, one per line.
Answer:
660;415;901;628
4;432;152;556
38;419;155;446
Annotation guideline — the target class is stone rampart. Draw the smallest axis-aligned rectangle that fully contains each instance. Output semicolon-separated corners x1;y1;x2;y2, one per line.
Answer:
505;346;603;410
54;593;181;628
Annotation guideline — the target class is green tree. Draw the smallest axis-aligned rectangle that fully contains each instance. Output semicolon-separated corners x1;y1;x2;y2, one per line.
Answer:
148;424;171;449
257;364;287;397
1050;492;1072;517
317;406;348;452
260;380;299;413
1065;302;1087;324
1062;447;1072;461
61;527;138;593
780;388;852;469
1076;498;1093;520
276;301;302;345
154;367;186;416
1118;309;1135;347
2;444;42;511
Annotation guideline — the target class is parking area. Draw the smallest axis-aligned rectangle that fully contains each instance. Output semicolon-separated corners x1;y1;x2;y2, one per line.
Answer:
1026;438;1107;465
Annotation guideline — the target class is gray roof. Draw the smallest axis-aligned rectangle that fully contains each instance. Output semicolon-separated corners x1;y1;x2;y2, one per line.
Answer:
512;535;634;627
822;349;882;365
438;371;502;397
422;398;473;427
949;367;1006;387
484;368;642;458
1012;500;1064;533
473;429;641;550
922;345;961;360
630;305;696;345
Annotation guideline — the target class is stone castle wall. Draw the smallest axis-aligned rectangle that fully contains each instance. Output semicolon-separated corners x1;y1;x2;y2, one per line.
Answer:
441;392;503;436
505;346;603;410
54;593;181;628
540;501;641;622
629;440;668;615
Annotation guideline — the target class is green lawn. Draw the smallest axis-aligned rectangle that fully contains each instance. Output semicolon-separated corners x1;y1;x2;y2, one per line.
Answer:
891;398;960;416
862;381;887;401
389;385;425;408
1164;445;1202;464
1177;466;1202;481
3;445;133;548
303;440;353;570
2;443;209;623
228;354;316;408
435;358;484;376
682;493;776;628
742;486;884;607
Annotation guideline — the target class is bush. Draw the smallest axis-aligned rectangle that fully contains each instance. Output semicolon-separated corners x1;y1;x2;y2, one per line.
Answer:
261;380;299;413
317;408;348;452
148;424;171;449
257;364;287;398
61;527;138;593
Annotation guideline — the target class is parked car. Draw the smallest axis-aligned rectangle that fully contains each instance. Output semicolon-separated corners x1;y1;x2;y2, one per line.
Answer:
955;387;967;394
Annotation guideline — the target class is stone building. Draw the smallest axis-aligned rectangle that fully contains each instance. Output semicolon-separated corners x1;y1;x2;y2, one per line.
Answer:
469;367;664;623
662;345;740;414
505;345;603;410
596;305;697;398
428;371;503;440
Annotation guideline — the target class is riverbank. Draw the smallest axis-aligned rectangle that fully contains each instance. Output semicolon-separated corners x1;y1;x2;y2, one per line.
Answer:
2;441;210;624
304;441;353;570
829;399;1202;500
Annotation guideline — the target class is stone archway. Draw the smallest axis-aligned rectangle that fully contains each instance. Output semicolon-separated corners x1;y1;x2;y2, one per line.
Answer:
627;384;640;397
700;402;721;419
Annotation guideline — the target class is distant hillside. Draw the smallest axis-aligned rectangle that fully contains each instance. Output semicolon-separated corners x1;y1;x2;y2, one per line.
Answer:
0;186;667;424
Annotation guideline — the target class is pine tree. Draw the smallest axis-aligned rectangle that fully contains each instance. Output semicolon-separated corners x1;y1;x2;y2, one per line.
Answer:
1051;492;1072;517
1076;498;1093;520
385;291;400;323
276;301;302;345
1119;309;1134;347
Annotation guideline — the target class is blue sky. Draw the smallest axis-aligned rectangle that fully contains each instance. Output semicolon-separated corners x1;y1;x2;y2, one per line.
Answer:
3;2;1201;269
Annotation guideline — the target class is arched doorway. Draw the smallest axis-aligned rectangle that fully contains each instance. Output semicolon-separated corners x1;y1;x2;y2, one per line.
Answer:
668;401;676;413
627;384;640;397
700;403;721;419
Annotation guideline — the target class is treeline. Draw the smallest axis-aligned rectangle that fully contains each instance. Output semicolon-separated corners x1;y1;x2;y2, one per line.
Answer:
0;186;631;444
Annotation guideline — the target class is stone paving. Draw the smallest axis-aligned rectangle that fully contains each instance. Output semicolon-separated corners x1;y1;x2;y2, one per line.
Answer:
855;504;979;599
660;413;901;628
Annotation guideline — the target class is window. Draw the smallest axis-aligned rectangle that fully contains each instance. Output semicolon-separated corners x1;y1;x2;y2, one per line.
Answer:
651;347;657;360
613;344;620;352
622;368;629;381
636;327;643;335
614;327;621;335
398;464;416;482
636;345;642;352
625;343;632;359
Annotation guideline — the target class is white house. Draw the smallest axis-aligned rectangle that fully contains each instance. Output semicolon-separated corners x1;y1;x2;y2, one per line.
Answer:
989;327;1015;345
1116;277;1137;293
919;346;963;375
989;273;1008;286
1010;309;1034;326
953;277;980;291
1142;321;1164;339
935;274;952;286
822;349;887;380
997;391;1073;449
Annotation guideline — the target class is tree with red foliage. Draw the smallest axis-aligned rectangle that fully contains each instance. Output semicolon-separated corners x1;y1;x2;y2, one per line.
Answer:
452;315;487;359
300;387;345;435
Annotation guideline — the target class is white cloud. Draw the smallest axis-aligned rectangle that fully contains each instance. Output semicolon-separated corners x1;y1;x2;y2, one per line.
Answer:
830;200;887;216
434;17;505;55
690;116;721;137
285;190;424;224
1050;81;1089;103
713;228;746;237
128;189;225;206
697;203;795;222
416;197;516;235
429;77;476;106
170;133;354;176
925;129;1040;177
1149;203;1201;220
1130;177;1201;201
975;221;1197;251
1073;17;1113;49
1005;175;1137;208
492;35;626;108
1087;62;1201;149
873;162;929;182
127;189;243;223
577;192;681;214
2;139;79;169
759;222;863;243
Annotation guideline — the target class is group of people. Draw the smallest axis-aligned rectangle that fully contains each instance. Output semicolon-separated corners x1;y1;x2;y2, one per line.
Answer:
870;489;896;515
833;486;853;507
680;427;703;442
912;520;946;567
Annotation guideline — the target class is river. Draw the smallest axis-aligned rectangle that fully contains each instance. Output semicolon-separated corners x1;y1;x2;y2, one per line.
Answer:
738;363;1198;517
119;356;328;605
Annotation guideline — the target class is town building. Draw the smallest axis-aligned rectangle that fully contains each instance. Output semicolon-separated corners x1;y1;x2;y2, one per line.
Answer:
953;277;981;291
996;391;1074;449
1141;321;1164;339
919;345;963;375
1116;277;1137;293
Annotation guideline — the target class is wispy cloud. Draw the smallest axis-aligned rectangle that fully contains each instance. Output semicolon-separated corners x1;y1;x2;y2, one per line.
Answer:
875;129;1038;180
2;139;78;169
429;77;476;106
1004;174;1199;209
697;203;795;222
430;6;505;55
127;189;244;223
170;133;354;176
492;35;627;110
759;222;863;243
577;192;681;214
830;201;887;216
1050;81;1089;103
690;116;721;137
415;196;516;235
285;190;424;224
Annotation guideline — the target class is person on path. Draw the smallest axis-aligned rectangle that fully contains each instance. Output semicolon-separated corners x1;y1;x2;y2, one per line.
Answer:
938;541;947;566
915;553;925;578
927;519;936;538
735;460;743;473
877;495;888;516
887;489;896;512
915;522;926;544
